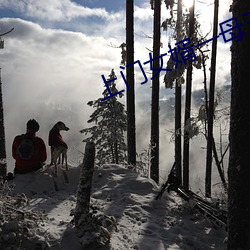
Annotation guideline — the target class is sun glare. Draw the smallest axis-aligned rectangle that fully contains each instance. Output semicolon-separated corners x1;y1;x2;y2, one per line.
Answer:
184;0;194;9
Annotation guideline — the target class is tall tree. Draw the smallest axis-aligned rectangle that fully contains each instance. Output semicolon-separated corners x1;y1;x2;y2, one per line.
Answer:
80;69;127;166
0;68;6;177
205;0;219;197
0;28;14;177
175;0;183;183
228;0;250;248
126;0;136;166
150;0;161;184
183;0;195;190
163;0;185;183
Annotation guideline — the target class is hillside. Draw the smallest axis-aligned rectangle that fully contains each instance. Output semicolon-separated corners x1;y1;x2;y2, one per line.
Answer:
0;164;227;250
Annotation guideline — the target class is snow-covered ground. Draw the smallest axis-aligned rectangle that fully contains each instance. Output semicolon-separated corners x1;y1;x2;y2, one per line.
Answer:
1;164;227;250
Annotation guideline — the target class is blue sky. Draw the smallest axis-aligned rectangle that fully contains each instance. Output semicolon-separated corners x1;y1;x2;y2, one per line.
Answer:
0;0;147;34
73;0;126;12
0;0;127;16
0;1;119;31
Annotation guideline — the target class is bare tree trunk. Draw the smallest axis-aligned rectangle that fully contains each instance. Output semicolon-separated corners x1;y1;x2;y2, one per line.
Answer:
211;137;227;191
126;0;136;166
175;81;182;183
74;142;116;248
112;99;119;164
199;48;227;191
114;140;118;164
228;0;250;248
183;0;195;190
205;0;219;197
175;0;183;183
74;142;95;226
0;69;7;177
150;0;161;184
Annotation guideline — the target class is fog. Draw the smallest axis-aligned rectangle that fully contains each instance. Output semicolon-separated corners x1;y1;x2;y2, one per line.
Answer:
0;1;231;194
0;14;156;171
135;87;230;193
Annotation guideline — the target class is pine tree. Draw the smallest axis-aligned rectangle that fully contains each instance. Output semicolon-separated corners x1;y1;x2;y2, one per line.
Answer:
80;69;127;166
163;0;211;187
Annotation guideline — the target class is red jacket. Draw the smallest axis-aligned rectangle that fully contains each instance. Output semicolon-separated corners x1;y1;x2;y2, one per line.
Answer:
12;131;47;171
48;128;68;149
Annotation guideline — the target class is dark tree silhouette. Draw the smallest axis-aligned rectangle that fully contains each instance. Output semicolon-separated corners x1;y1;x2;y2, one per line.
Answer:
150;0;161;184
0;28;14;177
163;0;185;183
175;0;183;184
205;0;219;197
126;0;136;166
183;0;195;190
80;70;127;166
0;69;6;177
228;0;250;248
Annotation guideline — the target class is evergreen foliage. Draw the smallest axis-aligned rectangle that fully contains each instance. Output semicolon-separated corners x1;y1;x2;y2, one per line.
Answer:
162;5;208;89
80;69;127;166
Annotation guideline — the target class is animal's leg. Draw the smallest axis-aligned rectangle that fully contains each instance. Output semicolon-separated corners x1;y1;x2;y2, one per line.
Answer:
57;154;61;164
65;153;68;171
50;147;54;165
54;164;58;177
61;153;65;165
53;150;60;177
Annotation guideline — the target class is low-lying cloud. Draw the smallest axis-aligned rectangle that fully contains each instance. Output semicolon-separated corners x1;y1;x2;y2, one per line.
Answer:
0;1;232;194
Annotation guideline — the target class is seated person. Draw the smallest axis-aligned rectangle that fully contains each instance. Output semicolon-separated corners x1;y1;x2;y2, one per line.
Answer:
12;119;47;174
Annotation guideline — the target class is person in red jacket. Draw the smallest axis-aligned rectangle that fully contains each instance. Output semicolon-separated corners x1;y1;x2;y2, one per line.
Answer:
12;119;47;174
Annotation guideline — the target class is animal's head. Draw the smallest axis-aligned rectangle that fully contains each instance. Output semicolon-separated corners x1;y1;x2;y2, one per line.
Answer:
54;121;69;131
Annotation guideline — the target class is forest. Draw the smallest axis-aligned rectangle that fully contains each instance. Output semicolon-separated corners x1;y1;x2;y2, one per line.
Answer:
0;0;250;249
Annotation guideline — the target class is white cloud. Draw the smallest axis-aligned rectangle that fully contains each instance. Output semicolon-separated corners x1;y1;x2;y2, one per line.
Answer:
0;1;232;178
0;17;125;170
134;4;153;21
0;0;110;21
195;0;232;36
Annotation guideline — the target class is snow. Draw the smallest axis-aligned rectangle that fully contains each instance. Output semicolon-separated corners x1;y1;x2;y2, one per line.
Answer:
2;164;227;250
